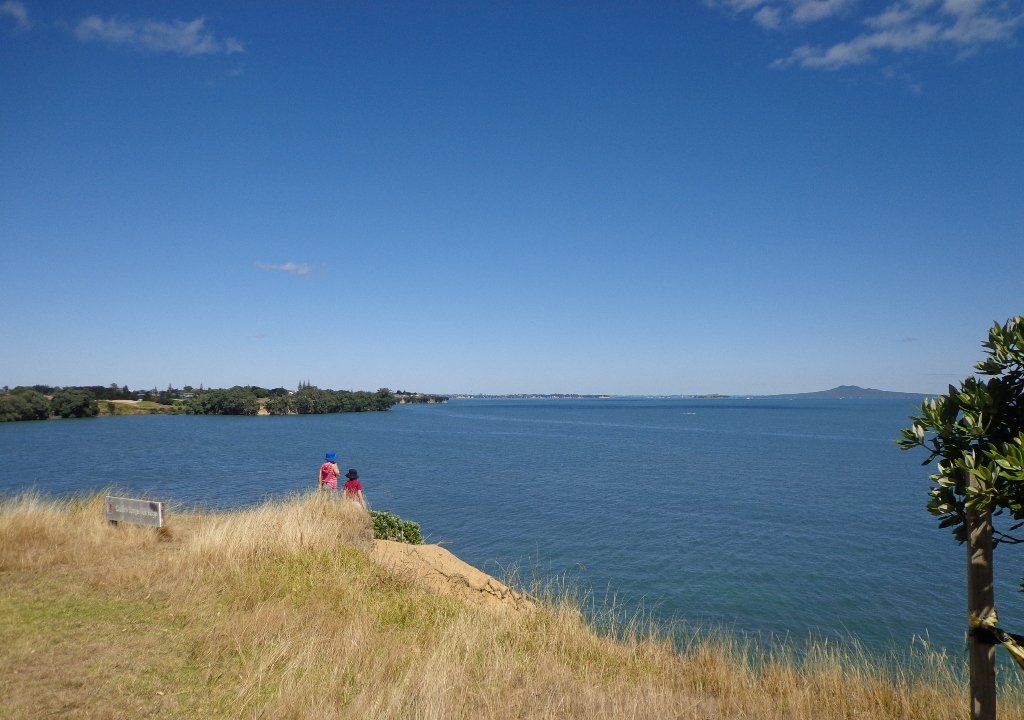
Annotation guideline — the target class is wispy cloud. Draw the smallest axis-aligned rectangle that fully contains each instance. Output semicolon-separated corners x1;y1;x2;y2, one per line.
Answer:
754;6;783;28
791;0;857;24
777;21;943;68
0;0;30;31
710;0;855;26
256;262;312;277
74;15;244;56
709;0;1024;69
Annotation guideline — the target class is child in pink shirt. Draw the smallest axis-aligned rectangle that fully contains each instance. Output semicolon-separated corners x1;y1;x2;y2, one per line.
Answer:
318;451;340;490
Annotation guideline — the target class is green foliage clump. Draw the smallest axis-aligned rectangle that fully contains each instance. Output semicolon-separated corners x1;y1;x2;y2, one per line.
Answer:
49;389;98;418
899;316;1024;544
189;384;396;416
0;388;50;422
264;395;294;415
291;385;395;414
371;511;423;544
0;383;399;419
186;386;260;415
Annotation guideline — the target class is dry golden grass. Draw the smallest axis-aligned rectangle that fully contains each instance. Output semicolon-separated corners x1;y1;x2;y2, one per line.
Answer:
2;492;1022;719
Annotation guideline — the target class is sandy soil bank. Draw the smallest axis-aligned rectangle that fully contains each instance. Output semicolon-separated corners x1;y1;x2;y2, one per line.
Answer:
370;539;532;611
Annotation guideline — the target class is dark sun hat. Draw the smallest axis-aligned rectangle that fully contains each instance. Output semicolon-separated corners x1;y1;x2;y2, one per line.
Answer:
345;469;359;480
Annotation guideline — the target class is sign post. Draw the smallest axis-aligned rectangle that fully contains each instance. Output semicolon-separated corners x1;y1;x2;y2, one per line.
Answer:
104;496;165;528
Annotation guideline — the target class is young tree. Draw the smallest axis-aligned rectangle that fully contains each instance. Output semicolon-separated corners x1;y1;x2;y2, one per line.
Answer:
899;316;1024;720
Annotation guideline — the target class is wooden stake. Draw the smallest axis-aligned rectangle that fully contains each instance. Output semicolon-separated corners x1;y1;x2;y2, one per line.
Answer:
967;470;997;720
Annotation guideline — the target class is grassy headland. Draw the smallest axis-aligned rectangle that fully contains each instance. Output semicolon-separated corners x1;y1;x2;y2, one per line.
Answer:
97;399;188;416
1;493;1020;719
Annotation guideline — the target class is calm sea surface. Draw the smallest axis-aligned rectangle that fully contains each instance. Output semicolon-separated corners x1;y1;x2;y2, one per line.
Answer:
2;398;1019;657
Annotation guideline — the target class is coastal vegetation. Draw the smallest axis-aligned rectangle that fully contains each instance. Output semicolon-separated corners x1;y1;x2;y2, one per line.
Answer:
0;382;431;421
899;315;1024;718
257;383;396;415
100;399;187;416
899;316;1024;545
3;491;1022;719
370;510;424;544
0;387;52;422
394;390;450;404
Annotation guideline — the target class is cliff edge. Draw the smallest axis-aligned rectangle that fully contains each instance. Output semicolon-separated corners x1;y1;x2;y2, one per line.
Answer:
370;539;532;611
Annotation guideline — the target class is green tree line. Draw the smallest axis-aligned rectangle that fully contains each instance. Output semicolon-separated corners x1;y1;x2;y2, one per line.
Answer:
175;384;397;415
1;384;399;421
0;387;99;421
259;385;397;415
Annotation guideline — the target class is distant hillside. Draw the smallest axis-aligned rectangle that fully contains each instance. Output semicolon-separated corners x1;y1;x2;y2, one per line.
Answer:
766;385;930;399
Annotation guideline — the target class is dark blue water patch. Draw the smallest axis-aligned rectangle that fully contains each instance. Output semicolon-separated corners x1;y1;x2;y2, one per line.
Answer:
1;398;1019;660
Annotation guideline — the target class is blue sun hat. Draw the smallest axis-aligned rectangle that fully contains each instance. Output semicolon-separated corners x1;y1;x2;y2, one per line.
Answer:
325;451;337;462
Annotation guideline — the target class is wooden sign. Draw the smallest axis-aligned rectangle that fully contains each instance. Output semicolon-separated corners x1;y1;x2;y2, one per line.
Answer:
104;496;165;528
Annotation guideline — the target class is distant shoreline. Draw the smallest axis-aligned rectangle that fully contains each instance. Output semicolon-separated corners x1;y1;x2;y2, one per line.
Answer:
451;386;932;400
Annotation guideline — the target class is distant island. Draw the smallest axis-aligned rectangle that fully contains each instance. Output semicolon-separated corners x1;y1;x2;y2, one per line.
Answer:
655;389;937;399
760;385;932;400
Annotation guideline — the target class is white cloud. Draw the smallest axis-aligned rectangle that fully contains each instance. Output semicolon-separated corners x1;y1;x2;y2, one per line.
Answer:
790;0;856;23
0;0;30;30
711;0;772;11
708;0;855;25
778;21;942;68
866;5;920;29
943;0;985;16
942;7;1024;43
754;6;783;28
74;15;244;56
713;0;1024;70
256;262;312;277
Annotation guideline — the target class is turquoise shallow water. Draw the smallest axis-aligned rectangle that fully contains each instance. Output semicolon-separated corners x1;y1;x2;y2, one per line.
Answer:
2;397;1019;656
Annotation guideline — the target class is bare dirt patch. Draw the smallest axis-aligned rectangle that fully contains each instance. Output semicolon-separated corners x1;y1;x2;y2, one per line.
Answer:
369;540;532;611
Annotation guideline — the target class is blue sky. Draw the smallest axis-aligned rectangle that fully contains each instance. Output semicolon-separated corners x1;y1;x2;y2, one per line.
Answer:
2;1;1021;395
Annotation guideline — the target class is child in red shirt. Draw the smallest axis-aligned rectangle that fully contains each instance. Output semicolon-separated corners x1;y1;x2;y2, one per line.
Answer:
343;468;368;510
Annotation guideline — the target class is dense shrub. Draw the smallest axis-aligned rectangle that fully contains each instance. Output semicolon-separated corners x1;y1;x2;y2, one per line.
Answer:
260;386;396;416
371;511;423;544
50;389;99;418
264;396;294;415
0;389;50;422
186;387;259;415
292;385;324;414
0;383;397;419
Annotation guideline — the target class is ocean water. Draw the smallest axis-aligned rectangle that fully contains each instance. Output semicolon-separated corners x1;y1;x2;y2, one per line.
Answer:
1;397;1019;657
